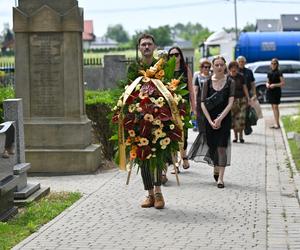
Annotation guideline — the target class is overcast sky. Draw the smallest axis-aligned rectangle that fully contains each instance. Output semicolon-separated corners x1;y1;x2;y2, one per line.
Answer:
0;0;299;36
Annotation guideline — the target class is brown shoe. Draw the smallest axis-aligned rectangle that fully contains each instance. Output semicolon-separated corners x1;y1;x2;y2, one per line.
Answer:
154;193;165;209
141;195;155;208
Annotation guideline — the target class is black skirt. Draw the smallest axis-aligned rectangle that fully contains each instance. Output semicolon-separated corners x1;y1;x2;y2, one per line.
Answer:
267;88;281;104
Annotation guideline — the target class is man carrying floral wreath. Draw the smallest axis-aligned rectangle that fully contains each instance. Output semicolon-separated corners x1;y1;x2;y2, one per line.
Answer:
128;33;165;209
113;33;187;209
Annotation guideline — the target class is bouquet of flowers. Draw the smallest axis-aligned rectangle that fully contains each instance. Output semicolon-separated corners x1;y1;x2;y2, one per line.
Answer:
112;55;190;174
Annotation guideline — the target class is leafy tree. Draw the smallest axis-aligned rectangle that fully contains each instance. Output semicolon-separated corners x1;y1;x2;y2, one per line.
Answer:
131;25;173;48
172;22;212;47
242;22;256;32
105;24;129;43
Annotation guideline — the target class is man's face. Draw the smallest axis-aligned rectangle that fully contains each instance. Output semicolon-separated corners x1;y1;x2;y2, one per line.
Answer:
139;38;156;58
237;59;246;69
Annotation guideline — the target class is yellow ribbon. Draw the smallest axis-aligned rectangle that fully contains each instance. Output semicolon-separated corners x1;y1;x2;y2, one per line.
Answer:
118;76;143;170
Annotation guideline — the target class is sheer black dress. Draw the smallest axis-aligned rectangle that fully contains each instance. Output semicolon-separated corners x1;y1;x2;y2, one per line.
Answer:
188;77;235;167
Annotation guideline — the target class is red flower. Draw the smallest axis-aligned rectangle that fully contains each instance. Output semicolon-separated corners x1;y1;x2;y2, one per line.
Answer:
136;145;152;160
168;126;182;141
179;103;186;117
139;120;152;137
158;106;172;121
124;113;135;130
126;91;139;105
140;97;154;113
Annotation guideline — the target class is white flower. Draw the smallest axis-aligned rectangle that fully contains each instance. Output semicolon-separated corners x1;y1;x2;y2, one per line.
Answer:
146;154;152;159
128;130;136;137
144;114;154;122
169;124;175;130
128;104;136;113
138;137;149;146
157;97;164;102
152;119;162;126
150;97;156;103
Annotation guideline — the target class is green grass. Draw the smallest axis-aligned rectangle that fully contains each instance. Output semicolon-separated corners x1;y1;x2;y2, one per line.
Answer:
0;56;14;65
282;112;300;171
0;192;81;250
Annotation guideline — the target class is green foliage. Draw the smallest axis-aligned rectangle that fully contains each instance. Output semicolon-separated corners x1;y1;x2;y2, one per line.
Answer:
85;89;122;160
0;86;15;123
105;24;130;43
172;22;212;47
132;25;173;47
163;57;176;82
0;192;81;250
242;22;256;32
282;109;300;171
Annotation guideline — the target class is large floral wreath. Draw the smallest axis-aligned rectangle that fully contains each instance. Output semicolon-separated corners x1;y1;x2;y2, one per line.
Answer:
112;55;190;173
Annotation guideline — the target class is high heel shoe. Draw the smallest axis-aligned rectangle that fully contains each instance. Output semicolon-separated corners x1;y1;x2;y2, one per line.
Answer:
217;182;225;188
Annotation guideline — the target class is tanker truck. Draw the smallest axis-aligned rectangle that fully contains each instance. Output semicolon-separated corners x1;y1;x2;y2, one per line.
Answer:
235;31;300;63
200;31;300;63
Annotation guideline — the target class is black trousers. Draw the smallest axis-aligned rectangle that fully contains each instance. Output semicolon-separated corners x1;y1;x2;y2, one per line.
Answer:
140;163;162;190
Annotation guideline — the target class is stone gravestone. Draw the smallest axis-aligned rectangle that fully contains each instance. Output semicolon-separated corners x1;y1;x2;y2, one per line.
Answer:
13;0;101;173
0;122;18;221
4;99;49;204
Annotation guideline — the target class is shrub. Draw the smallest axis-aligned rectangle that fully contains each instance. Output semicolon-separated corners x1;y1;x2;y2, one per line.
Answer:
85;88;122;160
0;86;15;123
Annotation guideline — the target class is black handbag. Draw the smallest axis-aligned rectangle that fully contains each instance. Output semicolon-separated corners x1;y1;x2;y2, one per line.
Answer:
204;91;224;111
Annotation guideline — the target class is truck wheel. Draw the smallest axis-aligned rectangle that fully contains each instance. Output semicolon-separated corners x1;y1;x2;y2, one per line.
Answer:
257;86;267;103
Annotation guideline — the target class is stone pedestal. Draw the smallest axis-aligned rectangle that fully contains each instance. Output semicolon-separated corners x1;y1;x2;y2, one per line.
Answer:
13;0;101;173
0;124;18;221
4;99;49;204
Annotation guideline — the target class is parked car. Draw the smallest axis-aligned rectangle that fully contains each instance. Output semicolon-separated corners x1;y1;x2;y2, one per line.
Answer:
246;60;300;103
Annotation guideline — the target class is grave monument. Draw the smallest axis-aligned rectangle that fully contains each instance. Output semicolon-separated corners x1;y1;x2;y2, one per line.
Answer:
13;0;101;173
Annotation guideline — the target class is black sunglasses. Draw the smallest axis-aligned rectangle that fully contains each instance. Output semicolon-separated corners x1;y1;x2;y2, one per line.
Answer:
202;65;210;69
169;52;180;57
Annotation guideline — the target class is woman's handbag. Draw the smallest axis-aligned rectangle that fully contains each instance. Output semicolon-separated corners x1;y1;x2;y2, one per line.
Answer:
204;89;225;111
246;106;258;126
251;98;263;119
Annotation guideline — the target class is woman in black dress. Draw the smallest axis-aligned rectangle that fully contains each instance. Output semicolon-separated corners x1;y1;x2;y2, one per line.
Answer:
188;56;235;188
167;46;195;172
266;58;285;129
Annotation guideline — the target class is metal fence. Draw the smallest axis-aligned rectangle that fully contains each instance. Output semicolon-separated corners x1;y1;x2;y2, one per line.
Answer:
83;57;102;66
0;62;15;87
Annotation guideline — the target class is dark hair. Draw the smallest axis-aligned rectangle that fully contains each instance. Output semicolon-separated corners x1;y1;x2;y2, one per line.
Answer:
167;46;187;76
138;33;156;45
228;61;239;70
271;58;279;70
212;56;226;65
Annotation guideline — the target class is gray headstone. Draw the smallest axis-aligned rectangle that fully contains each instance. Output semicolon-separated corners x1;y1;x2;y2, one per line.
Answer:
103;55;126;89
3;99;25;163
13;0;101;173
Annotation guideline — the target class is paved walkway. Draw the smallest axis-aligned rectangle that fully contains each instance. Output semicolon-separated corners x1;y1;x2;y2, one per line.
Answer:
13;104;300;250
